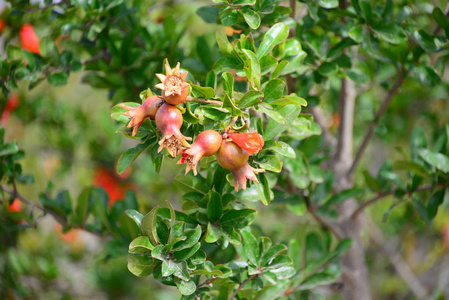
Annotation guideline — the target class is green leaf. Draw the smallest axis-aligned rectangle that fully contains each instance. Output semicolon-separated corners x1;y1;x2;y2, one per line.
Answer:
177;280;196;296
241;228;259;265
261;244;287;266
75;188;93;226
348;25;364;43
297;271;339;290
321;188;365;208
129;236;155;254
216;28;234;57
317;62;339;76
47;72;69;86
174;175;210;195
125;209;143;228
221;209;256;228
233;0;256;5
263;79;285;103
317;0;338;9
205;222;221;243
0;142;19;156
419;149;449;173
222;72;234;96
240;8;261;29
263;105;301;140
173;243;201;261
258;104;286;124
197;6;220;23
393;161;431;178
221;7;239;26
127;255;154;277
255;172;271;205
271;60;289;79
260;56;278;75
433;8;449;38
427;189;445;221
239;91;263;108
117;140;153;174
373;25;407;44
172;226;202;251
261;141;296;158
257;23;289;59
414;30;439;52
256;155;282;172
207;190;223;222
242;49;261;89
270;93;307;107
190;82;215;99
223;93;242;116
141;206;160;246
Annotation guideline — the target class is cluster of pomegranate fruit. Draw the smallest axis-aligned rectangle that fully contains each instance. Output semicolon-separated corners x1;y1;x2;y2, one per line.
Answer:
120;61;265;191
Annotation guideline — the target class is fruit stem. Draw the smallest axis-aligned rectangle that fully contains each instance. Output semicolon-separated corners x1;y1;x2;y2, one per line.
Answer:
185;97;223;106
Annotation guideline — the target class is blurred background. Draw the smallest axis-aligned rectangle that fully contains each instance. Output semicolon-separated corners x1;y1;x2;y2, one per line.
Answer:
1;0;449;299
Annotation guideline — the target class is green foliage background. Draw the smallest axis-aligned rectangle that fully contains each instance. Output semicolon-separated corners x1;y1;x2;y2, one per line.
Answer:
1;0;449;299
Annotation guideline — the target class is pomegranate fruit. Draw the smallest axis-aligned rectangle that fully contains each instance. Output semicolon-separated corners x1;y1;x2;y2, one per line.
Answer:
216;141;265;191
228;131;264;155
155;103;191;157
155;61;190;105
120;95;164;136
178;130;223;175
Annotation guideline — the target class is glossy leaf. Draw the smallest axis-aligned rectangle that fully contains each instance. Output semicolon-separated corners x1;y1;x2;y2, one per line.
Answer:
257;23;289;58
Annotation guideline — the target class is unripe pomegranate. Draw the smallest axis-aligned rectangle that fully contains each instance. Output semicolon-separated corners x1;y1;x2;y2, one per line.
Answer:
120;95;164;136
20;23;40;55
216;141;265;191
178;130;223;175
228;131;264;155
155;103;191;157
155;61;190;105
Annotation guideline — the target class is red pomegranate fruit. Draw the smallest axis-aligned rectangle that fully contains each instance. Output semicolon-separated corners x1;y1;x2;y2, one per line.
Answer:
155;103;191;157
178;130;223;175
216;141;264;191
120;95;164;136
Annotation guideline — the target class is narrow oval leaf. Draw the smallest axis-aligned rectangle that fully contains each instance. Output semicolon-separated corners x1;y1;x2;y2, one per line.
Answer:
257;23;289;58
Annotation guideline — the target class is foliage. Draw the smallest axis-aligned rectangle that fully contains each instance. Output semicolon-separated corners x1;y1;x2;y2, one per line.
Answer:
1;0;449;299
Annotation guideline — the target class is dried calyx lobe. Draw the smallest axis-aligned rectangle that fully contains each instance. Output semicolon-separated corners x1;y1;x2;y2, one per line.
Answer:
155;62;190;105
121;95;164;136
178;130;223;175
216;140;264;191
155;102;191;157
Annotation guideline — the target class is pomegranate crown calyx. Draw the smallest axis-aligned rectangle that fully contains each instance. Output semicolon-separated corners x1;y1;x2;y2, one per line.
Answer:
155;61;190;97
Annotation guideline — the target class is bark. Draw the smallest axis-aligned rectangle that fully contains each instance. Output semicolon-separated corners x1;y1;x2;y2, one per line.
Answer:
333;78;372;300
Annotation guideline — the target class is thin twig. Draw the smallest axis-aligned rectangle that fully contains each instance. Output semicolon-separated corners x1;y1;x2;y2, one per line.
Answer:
185;97;223;106
347;74;405;178
197;277;217;288
351;183;445;219
366;218;429;300
227;274;257;300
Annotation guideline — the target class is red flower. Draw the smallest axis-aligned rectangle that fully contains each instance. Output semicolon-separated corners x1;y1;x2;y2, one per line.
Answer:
20;24;40;55
0;20;6;33
2;93;19;125
228;131;264;155
7;198;23;213
93;167;135;207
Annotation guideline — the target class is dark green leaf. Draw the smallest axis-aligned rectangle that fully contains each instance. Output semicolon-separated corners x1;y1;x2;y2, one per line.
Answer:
117;140;153;174
221;209;256;228
263;79;285;103
129;236;155;254
373;25;407;44
240;8;261;29
177;280;196;296
174;174;210;195
257;23;289;58
142;206;160;246
207;190;223;222
239;91;263;108
241;228;259;265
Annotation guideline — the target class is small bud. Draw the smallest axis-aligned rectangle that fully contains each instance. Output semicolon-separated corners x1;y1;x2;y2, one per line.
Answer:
121;95;164;136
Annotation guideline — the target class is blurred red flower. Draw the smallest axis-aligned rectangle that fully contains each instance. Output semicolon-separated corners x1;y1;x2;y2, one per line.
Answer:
228;131;264;155
93;167;135;207
2;93;19;125
20;23;40;55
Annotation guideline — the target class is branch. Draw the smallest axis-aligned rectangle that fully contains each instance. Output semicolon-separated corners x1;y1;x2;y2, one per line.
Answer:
334;77;356;170
185;97;223;106
227;274;257;300
366;218;429;300
347;74;405;177
351;183;446;219
309;106;337;149
197;277;217;288
0;183;66;225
